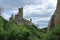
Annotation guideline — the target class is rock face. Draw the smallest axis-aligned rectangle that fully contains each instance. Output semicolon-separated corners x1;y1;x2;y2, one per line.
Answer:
47;0;60;31
54;0;60;26
47;15;54;32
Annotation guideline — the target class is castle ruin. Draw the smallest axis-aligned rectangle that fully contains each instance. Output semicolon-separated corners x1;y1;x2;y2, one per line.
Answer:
10;7;32;25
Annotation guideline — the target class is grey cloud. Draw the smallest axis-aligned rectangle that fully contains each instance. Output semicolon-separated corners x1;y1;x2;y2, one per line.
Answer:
24;11;52;18
37;22;48;27
46;4;56;9
1;0;43;9
37;20;49;23
0;0;57;28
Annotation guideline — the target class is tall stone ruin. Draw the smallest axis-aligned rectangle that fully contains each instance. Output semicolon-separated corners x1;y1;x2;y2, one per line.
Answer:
10;7;33;25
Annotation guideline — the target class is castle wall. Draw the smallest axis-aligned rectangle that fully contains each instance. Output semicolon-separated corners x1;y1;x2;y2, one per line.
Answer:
14;7;32;25
18;7;23;18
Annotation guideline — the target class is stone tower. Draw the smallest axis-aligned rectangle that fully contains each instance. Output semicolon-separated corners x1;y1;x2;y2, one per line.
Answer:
15;7;23;25
18;7;23;18
10;7;33;25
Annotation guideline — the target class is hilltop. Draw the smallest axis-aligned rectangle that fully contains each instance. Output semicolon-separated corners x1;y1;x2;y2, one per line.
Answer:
0;16;44;40
0;15;60;40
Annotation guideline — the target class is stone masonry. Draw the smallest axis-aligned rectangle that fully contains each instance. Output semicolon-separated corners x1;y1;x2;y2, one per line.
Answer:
10;7;33;25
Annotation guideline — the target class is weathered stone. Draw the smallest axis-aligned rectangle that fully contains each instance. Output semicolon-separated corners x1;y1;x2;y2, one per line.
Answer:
54;0;60;26
47;15;54;32
10;7;33;25
47;0;60;31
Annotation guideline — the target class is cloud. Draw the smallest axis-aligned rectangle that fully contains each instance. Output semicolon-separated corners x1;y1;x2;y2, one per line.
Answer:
23;5;45;15
0;0;57;10
32;17;50;27
1;13;10;20
23;1;57;28
0;0;2;3
33;17;50;22
0;0;43;9
0;0;57;28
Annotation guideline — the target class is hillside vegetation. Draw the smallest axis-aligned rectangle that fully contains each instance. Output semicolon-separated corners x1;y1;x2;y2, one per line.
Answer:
0;16;60;40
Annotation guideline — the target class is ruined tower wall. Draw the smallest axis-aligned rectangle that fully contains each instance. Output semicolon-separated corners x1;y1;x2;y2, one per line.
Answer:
15;7;23;25
14;7;32;25
18;7;23;18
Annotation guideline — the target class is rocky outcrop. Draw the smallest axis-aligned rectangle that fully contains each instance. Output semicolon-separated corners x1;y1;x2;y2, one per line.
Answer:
54;0;60;26
47;0;60;31
47;15;54;32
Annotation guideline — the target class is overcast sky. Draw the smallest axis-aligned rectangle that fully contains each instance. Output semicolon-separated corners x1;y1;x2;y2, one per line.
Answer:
0;0;57;28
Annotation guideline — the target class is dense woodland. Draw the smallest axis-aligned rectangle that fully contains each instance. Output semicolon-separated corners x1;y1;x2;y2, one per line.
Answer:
0;16;60;40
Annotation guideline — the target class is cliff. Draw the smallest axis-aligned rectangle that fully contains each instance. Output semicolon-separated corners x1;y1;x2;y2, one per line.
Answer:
48;0;60;31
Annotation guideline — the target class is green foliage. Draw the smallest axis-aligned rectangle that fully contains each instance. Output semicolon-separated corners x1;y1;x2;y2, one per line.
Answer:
0;16;6;27
42;26;60;40
0;16;60;40
47;26;60;40
0;16;42;40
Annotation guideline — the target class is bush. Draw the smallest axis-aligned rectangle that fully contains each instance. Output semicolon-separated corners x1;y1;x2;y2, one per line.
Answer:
42;26;60;40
